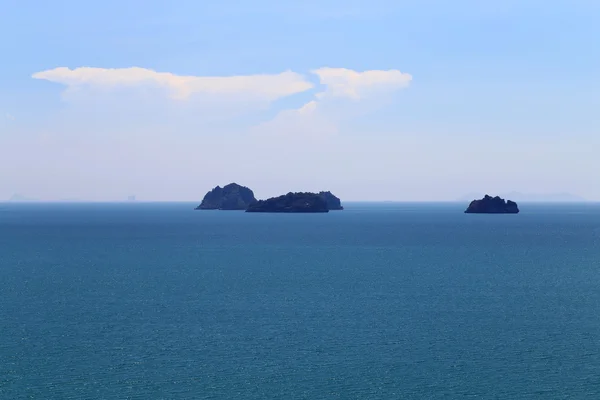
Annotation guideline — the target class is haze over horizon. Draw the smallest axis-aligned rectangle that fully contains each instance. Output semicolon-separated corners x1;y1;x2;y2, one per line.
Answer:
2;1;599;201
4;190;592;204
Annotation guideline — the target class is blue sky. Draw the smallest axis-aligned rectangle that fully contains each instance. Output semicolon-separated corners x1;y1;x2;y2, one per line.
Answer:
1;0;599;201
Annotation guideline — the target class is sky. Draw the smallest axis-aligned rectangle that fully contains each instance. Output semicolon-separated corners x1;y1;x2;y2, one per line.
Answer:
1;0;599;201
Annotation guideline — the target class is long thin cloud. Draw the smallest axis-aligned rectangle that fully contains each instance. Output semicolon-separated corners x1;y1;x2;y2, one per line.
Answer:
32;67;314;101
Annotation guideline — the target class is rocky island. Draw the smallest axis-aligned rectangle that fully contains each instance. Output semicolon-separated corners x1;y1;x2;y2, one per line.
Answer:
195;183;257;210
319;191;343;210
246;192;329;213
465;195;519;214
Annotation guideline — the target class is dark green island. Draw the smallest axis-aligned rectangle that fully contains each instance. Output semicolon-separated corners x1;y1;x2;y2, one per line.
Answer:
195;183;257;210
195;183;344;213
246;192;329;213
319;191;344;210
465;195;519;214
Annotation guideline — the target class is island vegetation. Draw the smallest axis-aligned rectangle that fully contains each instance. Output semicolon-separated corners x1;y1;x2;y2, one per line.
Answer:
246;192;329;213
195;183;257;210
465;195;519;214
195;184;344;213
319;191;343;210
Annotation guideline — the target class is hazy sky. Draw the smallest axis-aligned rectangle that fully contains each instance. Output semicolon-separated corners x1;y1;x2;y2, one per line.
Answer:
1;0;599;201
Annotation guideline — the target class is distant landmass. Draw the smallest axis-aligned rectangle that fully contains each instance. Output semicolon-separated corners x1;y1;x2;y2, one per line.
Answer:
8;194;38;202
128;195;136;202
458;192;586;203
246;192;329;213
465;195;519;214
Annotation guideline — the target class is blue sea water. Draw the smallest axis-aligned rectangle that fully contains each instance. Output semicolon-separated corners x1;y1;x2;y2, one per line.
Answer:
1;202;600;399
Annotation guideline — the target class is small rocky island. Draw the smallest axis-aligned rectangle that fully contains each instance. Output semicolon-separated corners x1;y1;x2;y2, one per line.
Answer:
195;183;257;210
246;192;329;213
465;195;519;214
319;191;343;210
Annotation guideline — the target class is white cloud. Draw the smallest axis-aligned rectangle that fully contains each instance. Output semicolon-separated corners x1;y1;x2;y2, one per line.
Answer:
31;65;413;141
253;67;413;138
32;66;411;106
5;113;15;120
32;67;314;101
251;99;339;141
311;67;412;100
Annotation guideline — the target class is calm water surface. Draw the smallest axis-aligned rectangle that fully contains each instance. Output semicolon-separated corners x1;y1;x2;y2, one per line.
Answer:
1;202;600;399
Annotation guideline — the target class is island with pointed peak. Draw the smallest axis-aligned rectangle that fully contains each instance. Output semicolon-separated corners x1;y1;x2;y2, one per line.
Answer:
195;183;257;210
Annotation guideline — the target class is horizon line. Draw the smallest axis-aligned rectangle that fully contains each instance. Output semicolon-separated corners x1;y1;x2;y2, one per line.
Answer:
2;200;598;204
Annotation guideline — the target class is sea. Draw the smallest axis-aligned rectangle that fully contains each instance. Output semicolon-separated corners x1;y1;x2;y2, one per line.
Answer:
1;202;600;399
